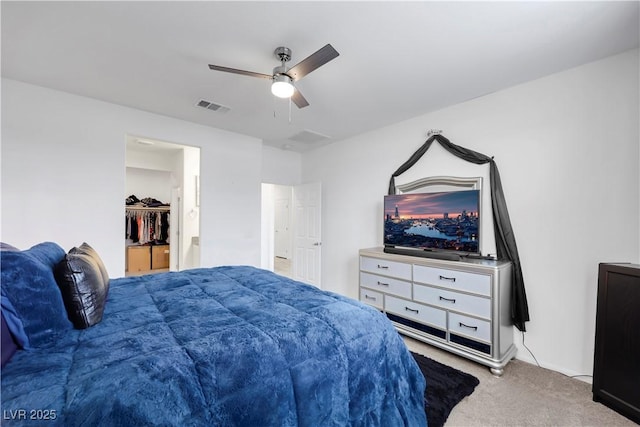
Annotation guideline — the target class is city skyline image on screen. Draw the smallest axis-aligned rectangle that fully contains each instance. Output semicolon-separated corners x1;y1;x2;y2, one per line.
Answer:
383;190;480;254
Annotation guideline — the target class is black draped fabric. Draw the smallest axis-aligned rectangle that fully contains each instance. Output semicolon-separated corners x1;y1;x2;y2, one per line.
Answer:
388;134;529;331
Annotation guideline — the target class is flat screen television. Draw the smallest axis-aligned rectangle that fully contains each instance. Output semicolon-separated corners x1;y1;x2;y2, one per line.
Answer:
383;190;480;256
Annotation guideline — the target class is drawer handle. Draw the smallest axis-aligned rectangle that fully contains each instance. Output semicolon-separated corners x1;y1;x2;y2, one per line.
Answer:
377;281;390;287
377;264;389;269
458;322;478;331
365;295;377;301
439;275;456;282
405;307;419;314
439;296;456;303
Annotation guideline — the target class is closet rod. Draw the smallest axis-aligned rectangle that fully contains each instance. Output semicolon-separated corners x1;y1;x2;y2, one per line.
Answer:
125;206;170;212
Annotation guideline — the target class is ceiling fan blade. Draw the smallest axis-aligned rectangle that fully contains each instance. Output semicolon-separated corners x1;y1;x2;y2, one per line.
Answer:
208;64;273;80
287;44;339;81
291;89;309;109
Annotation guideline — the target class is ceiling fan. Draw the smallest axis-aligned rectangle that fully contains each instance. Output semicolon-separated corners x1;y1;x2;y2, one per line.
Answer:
208;44;339;109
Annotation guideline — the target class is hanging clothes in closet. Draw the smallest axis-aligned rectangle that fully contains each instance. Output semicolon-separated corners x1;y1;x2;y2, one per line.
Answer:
126;209;170;244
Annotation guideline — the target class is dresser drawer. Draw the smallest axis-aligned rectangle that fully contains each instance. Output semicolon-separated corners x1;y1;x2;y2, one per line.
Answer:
449;312;491;343
414;265;491;296
414;284;491;319
360;256;412;280
360;272;411;299
386;296;446;329
359;248;515;375
360;288;384;310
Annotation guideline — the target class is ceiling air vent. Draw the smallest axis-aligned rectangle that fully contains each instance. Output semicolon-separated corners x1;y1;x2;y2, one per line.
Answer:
196;99;230;114
288;129;331;144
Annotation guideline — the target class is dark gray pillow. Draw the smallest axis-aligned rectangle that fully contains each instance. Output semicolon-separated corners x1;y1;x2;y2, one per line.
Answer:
0;242;19;252
54;248;108;329
70;242;110;286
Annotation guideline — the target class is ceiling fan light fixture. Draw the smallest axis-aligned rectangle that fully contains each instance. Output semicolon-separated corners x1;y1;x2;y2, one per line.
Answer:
209;43;339;108
271;74;295;98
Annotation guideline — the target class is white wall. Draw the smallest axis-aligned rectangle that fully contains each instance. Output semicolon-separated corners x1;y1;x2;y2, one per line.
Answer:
260;183;276;271
125;167;173;204
301;49;640;378
1;78;263;277
261;145;302;185
126;146;178;173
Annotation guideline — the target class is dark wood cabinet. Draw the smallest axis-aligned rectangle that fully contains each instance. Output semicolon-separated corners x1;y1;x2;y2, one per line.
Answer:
592;263;640;424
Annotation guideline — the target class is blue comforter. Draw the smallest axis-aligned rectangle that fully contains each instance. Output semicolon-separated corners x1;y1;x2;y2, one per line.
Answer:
2;265;426;426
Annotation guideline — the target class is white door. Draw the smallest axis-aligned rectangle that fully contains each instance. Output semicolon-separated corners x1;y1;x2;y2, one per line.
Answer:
274;197;290;258
170;188;181;271
293;182;322;287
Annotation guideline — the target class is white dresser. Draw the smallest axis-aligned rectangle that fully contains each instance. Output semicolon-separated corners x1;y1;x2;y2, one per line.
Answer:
359;247;517;376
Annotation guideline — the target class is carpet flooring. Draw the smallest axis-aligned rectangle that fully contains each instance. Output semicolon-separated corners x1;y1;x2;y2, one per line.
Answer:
406;337;636;426
411;351;480;427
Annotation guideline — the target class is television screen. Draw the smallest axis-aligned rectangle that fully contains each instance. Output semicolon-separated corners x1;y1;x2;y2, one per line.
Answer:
384;190;480;254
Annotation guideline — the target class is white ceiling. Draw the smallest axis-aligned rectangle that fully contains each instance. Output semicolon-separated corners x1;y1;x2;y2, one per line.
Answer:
2;1;638;152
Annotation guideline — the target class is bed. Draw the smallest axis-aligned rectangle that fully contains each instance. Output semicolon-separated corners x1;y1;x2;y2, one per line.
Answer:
1;242;427;426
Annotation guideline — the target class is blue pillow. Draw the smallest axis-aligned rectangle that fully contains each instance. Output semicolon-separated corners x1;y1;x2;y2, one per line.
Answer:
0;242;73;348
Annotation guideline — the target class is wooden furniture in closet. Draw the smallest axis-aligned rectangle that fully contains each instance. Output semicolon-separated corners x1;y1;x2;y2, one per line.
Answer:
151;244;170;269
126;244;170;274
127;245;151;273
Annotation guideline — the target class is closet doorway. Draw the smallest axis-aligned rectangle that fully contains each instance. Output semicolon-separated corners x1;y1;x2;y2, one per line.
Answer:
125;136;200;276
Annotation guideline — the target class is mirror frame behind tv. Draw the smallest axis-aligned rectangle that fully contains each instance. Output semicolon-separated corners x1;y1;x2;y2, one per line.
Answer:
384;176;484;261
